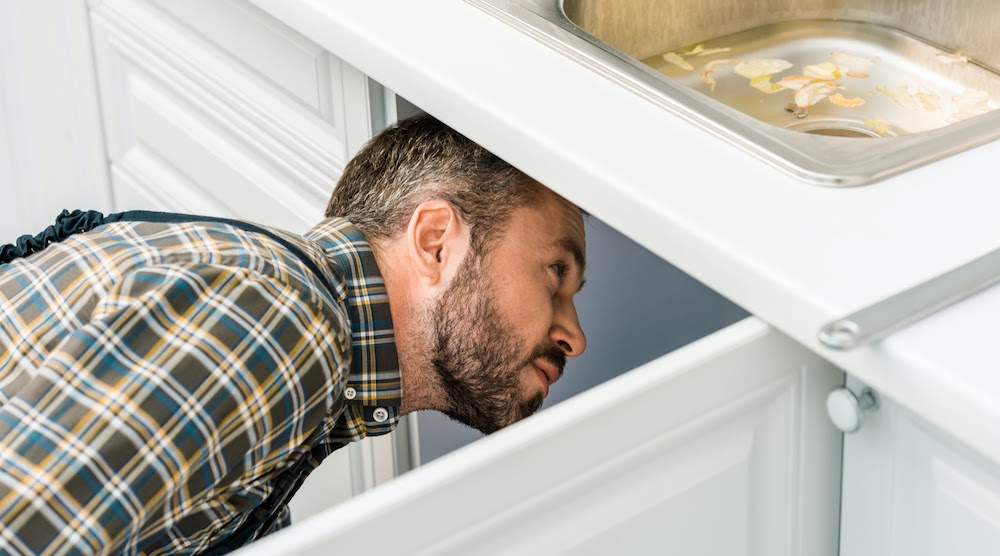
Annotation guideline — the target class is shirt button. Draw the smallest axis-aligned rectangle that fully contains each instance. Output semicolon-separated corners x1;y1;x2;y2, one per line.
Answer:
344;387;357;400
373;407;388;422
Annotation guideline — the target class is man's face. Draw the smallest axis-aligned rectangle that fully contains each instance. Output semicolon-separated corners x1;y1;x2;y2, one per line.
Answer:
429;190;587;434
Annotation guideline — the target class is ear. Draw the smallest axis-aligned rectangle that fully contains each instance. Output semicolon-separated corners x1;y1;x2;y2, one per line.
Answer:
405;200;469;287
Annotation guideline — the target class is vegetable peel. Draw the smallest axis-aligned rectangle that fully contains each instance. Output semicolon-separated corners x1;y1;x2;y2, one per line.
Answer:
830;52;880;78
750;75;785;94
829;93;865;107
680;44;732;57
693;47;732;56
774;75;815;91
874;85;919;110
795;81;842;108
734;59;793;80
874;86;943;111
662;52;694;71
803;61;842;81
701;59;792;92
914;90;942;111
864;118;891;136
936;52;970;64
949;89;993;122
700;59;739;91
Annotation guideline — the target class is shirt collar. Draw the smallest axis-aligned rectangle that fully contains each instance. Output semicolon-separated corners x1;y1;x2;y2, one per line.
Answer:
305;218;401;435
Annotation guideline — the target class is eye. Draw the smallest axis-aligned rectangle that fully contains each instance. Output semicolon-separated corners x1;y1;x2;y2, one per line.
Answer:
549;263;567;280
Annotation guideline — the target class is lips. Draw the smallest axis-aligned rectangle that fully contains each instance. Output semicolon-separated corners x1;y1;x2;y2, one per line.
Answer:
533;360;561;398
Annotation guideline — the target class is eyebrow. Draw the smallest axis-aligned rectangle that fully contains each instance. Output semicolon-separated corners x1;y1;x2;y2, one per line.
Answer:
555;237;587;292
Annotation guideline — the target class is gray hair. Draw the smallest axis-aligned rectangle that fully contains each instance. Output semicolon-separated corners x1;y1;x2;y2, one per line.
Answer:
325;114;542;253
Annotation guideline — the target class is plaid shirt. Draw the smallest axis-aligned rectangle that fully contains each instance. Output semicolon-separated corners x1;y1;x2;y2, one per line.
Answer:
0;217;401;555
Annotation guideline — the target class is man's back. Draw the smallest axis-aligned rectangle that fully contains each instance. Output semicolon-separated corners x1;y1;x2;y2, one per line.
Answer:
0;220;349;554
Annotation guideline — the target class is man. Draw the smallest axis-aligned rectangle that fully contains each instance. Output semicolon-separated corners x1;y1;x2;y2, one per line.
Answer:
0;114;587;554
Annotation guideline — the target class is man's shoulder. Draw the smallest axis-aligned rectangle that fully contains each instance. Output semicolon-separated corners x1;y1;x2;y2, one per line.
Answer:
99;219;348;308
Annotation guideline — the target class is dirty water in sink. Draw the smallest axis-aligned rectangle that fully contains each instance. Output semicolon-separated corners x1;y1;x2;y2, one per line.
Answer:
642;19;1000;138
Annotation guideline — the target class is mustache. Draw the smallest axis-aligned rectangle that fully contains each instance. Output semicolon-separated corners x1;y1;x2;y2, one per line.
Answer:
528;343;567;379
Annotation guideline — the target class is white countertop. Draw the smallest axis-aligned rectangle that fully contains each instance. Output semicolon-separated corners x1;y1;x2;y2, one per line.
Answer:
250;0;1000;463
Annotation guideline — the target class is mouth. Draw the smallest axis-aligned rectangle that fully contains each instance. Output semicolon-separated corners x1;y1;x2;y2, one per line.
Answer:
533;360;561;398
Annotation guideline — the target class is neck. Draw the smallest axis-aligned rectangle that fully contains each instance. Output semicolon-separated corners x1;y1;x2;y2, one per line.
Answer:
372;241;449;416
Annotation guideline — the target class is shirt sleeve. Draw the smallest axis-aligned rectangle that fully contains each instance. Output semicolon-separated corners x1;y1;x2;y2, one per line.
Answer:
0;262;349;555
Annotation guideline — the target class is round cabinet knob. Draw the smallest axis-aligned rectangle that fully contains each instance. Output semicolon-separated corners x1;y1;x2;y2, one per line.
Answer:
826;387;880;433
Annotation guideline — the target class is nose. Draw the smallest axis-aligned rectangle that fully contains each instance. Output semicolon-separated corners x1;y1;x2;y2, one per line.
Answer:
549;298;586;357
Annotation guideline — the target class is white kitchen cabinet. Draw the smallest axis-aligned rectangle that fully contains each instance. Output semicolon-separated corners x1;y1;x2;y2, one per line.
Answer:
7;1;998;552
238;318;845;556
0;0;111;241
89;0;382;232
840;377;1000;556
85;0;409;521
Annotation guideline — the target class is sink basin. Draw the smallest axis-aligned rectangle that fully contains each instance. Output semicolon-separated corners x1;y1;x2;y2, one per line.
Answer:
468;0;1000;186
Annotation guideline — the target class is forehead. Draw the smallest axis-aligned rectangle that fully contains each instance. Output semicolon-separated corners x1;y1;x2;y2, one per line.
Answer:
507;188;586;263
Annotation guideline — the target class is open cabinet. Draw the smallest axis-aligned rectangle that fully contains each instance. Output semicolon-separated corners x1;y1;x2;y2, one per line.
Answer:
238;318;844;556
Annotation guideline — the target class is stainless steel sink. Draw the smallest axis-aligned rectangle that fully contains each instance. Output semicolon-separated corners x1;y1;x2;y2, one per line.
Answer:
468;0;1000;186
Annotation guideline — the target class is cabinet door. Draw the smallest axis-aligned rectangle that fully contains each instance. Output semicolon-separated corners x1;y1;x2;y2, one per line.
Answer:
237;318;844;556
840;376;1000;556
89;0;382;232
0;0;112;240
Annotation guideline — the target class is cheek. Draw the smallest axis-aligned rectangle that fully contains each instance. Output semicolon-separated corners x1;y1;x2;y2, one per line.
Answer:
489;263;555;342
498;285;553;340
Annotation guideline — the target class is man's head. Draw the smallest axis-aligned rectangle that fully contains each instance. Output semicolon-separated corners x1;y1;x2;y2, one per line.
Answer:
327;114;541;256
328;115;587;434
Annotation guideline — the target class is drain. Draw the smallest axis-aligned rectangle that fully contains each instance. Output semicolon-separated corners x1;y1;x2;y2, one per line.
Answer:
804;127;878;138
786;120;887;138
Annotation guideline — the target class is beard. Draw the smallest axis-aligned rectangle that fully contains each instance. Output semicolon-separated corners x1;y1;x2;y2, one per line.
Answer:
429;251;566;434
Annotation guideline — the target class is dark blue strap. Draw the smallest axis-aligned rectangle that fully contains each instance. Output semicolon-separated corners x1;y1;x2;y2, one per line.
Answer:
0;210;116;265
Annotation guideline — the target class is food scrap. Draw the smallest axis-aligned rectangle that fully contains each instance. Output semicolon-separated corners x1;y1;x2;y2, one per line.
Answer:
830;52;881;78
873;85;942;111
662;51;694;71
699;58;793;92
803;61;842;81
691;47;733;57
914;90;942;111
795;81;842;108
740;59;795;93
677;44;734;57
829;93;866;108
863;118;892;136
661;44;733;72
873;85;919;110
936;52;970;64
700;59;739;91
774;75;815;91
749;75;785;94
949;89;993;122
656;42;987;131
734;59;794;79
772;52;876;109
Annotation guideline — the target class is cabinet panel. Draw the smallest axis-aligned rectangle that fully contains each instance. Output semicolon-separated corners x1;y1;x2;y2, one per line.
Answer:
111;148;229;216
0;0;112;240
841;380;1000;556
238;318;845;556
145;0;330;112
930;457;1000;554
90;0;381;228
